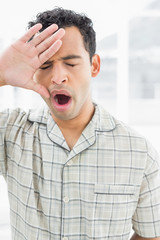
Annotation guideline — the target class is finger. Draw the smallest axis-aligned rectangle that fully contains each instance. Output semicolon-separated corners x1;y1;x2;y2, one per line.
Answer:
35;84;50;98
39;40;62;64
20;23;43;43
31;24;59;46
36;28;65;54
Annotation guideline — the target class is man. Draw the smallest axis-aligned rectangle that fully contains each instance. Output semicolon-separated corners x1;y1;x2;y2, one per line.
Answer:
0;7;160;240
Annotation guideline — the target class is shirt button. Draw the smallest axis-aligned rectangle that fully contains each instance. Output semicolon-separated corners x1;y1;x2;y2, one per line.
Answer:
63;197;69;203
67;160;73;166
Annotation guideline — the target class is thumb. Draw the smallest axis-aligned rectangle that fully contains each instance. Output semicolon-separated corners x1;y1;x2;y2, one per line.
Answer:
25;81;50;98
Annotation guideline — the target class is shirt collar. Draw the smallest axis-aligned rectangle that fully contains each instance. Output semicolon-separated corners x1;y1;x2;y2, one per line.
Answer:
27;104;116;132
27;107;50;124
27;104;116;153
93;104;116;132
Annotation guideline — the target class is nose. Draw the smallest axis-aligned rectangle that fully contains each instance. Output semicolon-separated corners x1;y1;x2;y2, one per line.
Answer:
50;64;68;85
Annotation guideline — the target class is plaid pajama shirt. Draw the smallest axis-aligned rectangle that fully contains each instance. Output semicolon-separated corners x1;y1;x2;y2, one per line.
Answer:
0;104;160;240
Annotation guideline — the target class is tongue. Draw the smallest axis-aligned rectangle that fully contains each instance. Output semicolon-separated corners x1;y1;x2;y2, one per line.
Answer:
56;94;70;105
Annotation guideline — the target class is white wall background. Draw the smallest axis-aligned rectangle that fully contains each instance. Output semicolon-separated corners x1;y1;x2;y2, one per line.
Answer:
0;0;159;239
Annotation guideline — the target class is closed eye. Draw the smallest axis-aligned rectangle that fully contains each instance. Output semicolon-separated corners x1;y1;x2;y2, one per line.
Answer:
66;63;76;67
40;65;52;70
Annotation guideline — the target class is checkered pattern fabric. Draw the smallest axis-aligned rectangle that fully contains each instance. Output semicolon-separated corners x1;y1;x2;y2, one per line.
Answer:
0;104;160;240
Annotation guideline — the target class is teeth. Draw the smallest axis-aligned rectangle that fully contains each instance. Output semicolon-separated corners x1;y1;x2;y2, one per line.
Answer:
54;94;70;105
55;97;58;103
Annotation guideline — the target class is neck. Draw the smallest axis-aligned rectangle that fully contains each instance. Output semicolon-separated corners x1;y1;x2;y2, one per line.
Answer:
53;101;95;131
51;101;95;149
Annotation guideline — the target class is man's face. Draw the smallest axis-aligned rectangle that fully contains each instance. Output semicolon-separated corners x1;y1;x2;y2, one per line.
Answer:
34;26;100;121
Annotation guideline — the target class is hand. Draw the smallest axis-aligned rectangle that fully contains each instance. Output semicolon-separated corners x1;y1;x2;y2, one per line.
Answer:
0;23;65;98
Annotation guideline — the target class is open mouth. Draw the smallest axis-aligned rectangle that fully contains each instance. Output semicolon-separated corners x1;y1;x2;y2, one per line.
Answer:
51;90;72;112
54;94;71;105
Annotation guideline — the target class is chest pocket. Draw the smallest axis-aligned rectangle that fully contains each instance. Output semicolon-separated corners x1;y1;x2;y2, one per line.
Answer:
94;184;136;195
93;184;137;238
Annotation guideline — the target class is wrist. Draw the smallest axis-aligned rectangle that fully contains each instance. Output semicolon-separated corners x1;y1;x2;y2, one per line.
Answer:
0;72;6;86
0;62;6;86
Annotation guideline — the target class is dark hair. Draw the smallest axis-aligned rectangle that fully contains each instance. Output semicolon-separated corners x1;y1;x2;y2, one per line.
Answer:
28;7;96;61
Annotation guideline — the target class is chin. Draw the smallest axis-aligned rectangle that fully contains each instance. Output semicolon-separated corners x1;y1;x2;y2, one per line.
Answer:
50;109;76;121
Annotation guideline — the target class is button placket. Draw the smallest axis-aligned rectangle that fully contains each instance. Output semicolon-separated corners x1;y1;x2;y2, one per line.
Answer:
61;156;79;239
61;163;71;239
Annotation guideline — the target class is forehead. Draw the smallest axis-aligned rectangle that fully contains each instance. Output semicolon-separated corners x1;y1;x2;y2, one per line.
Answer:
52;26;88;58
61;26;84;47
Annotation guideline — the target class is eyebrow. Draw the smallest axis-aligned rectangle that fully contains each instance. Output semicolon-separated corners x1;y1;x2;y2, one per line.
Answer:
43;55;82;65
60;55;82;60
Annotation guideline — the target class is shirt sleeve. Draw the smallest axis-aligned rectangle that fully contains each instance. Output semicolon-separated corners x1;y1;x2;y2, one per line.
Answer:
132;140;160;238
0;109;10;177
0;108;28;178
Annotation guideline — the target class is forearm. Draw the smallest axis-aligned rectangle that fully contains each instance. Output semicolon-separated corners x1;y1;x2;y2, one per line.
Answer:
0;77;6;87
130;232;160;240
0;65;6;87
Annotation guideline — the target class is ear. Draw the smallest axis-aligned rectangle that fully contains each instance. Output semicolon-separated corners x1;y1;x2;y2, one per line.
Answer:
91;54;100;77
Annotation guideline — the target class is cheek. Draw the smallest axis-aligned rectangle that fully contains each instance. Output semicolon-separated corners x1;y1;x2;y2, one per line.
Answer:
80;71;92;89
34;71;49;86
33;71;41;83
76;67;92;85
76;77;91;100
